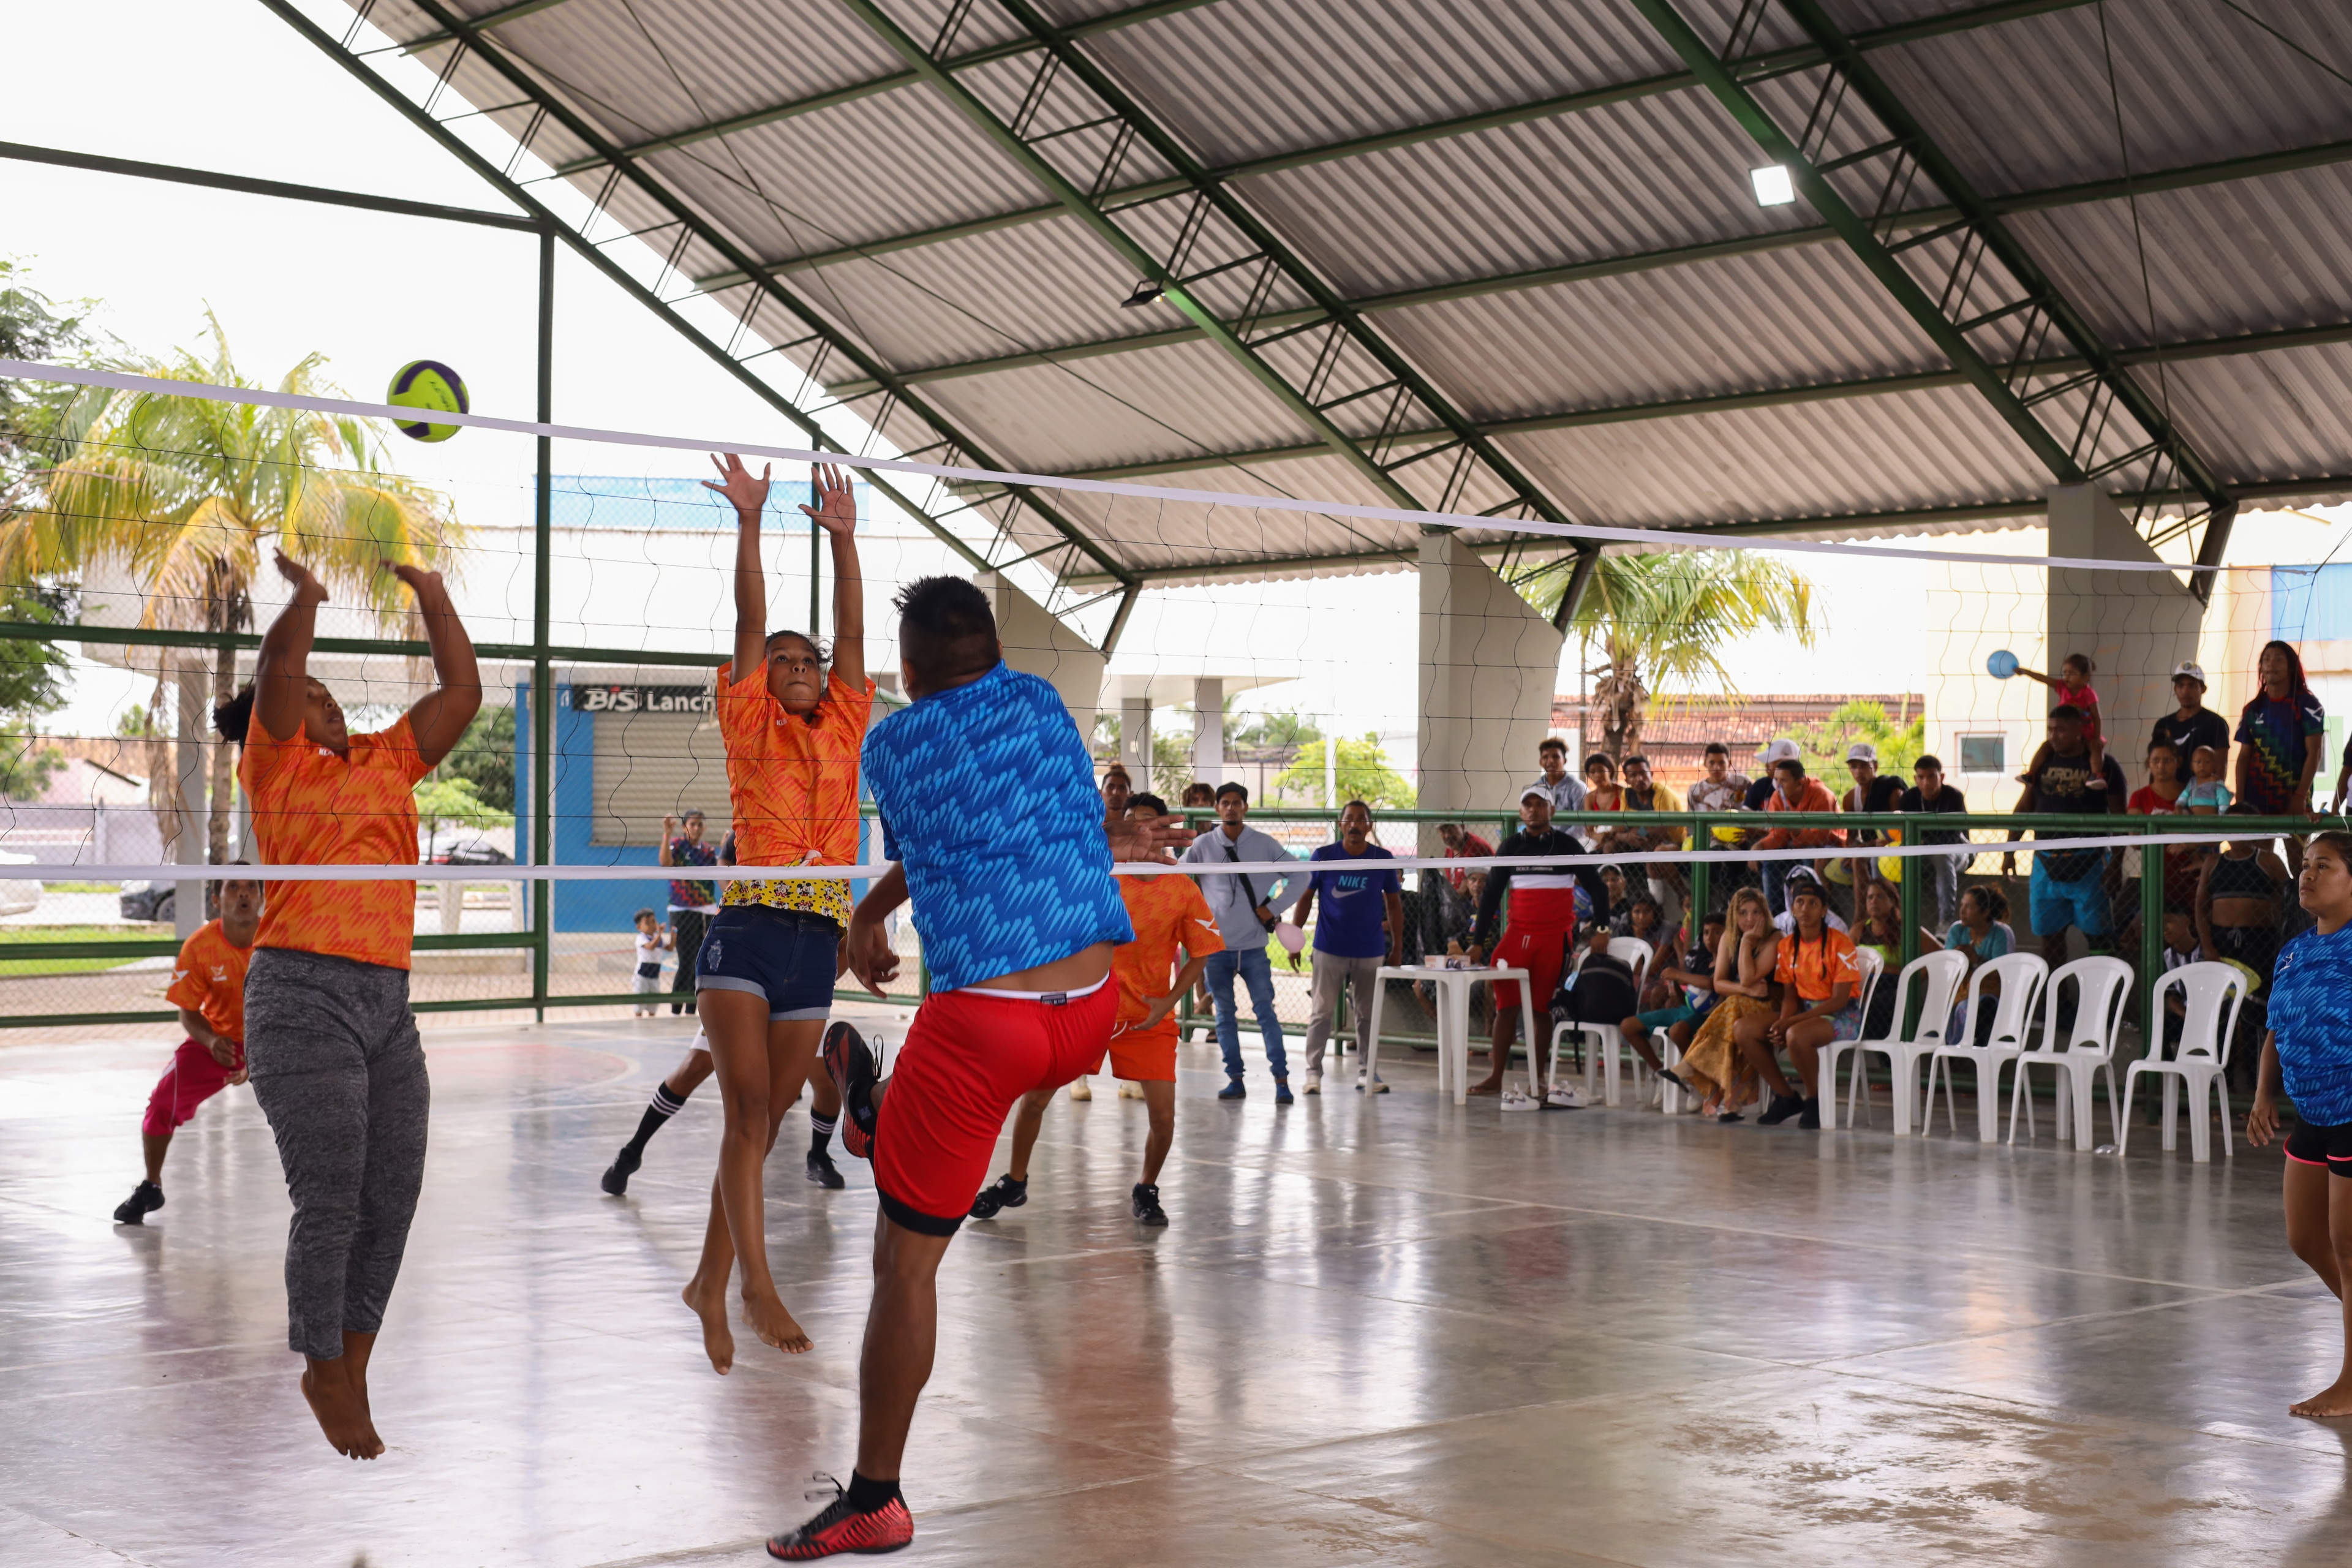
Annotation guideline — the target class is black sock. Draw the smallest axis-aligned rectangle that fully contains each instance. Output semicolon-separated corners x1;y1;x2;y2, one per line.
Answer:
809;1112;836;1157
624;1083;689;1155
845;1470;900;1512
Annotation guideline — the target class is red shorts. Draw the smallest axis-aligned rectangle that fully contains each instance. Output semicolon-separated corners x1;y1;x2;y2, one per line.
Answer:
1489;922;1574;1011
1105;1020;1178;1082
141;1038;243;1137
873;977;1117;1234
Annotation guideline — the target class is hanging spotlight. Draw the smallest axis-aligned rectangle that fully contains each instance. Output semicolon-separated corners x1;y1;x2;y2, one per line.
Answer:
1750;165;1796;206
1120;279;1167;309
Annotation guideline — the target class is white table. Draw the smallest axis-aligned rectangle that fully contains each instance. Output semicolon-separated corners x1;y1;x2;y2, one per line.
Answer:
1364;964;1538;1105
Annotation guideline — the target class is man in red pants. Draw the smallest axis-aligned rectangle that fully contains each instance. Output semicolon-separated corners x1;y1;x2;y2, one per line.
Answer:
1467;788;1597;1107
113;873;263;1224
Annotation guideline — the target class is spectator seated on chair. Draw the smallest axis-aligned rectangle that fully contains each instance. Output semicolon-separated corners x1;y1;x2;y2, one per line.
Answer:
1621;911;1725;1088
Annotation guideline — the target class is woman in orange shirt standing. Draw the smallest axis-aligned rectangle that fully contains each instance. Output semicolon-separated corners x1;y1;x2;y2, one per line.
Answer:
680;455;870;1374
222;548;480;1461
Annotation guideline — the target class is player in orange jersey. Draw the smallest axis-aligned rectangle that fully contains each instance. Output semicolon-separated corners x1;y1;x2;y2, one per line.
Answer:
678;455;870;1374
219;548;480;1461
111;872;263;1226
967;793;1221;1227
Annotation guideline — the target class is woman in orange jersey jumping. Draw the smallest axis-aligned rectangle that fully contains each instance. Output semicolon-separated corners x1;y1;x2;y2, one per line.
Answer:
679;455;870;1373
219;548;480;1461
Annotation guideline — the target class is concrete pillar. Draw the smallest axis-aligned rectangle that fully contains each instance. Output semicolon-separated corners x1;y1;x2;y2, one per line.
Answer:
1120;693;1152;778
1192;676;1224;786
2046;484;2205;767
173;666;205;938
973;571;1106;736
1415;533;1567;856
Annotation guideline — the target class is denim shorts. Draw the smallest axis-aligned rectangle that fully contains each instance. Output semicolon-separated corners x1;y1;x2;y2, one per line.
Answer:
693;905;840;1021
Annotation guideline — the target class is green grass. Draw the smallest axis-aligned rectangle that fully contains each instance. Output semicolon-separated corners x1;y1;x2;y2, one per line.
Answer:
0;925;172;978
40;881;121;894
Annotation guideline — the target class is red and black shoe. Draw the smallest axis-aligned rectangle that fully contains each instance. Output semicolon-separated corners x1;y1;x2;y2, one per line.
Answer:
766;1487;913;1559
822;1021;880;1161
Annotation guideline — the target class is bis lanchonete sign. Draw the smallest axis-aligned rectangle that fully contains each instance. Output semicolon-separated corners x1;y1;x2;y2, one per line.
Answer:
568;685;715;715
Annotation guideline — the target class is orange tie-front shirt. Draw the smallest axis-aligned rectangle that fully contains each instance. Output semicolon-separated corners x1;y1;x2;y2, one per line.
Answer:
715;662;875;927
164;918;255;1044
1112;874;1223;1039
238;714;434;970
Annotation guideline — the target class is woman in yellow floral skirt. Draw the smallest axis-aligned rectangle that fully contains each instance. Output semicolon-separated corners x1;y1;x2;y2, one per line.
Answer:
1676;886;1777;1120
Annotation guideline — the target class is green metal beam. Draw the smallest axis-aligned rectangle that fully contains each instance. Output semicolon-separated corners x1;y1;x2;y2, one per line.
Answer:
1770;0;2234;556
820;136;2352;400
552;0;1226;176
1049;320;2352;480
693;0;2104;294
0;139;539;230
263;0;1134;592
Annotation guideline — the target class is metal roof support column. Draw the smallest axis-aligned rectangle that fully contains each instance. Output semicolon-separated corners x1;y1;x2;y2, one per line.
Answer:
832;0;1577;537
1629;0;2237;584
261;0;1137;598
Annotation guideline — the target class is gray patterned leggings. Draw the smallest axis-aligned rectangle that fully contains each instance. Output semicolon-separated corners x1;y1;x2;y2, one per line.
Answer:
243;947;430;1360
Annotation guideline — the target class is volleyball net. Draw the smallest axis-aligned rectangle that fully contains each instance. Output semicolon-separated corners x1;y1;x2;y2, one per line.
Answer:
0;356;2334;1036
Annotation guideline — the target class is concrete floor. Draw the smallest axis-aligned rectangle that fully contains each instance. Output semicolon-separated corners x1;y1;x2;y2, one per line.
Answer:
4;1011;2350;1566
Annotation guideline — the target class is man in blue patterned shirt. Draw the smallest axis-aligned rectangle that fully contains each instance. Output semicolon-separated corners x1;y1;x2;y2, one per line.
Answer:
772;576;1186;1559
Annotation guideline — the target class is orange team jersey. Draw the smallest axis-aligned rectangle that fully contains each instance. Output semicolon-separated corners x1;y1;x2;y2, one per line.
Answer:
715;661;875;927
1774;927;1861;1004
1112;873;1223;1036
238;713;434;970
164;919;254;1044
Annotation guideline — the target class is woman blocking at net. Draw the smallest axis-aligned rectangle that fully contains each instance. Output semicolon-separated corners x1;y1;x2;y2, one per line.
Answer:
2247;832;2352;1417
227;548;480;1460
682;454;868;1373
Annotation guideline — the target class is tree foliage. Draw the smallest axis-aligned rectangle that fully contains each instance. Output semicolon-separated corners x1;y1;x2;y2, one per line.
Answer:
1532;551;1820;761
0;259;94;519
1275;733;1417;809
413;775;513;833
429;703;514;812
1786;699;1926;785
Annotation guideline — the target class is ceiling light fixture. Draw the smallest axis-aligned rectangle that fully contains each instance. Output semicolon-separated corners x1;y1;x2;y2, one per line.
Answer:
1120;280;1167;309
1750;165;1796;206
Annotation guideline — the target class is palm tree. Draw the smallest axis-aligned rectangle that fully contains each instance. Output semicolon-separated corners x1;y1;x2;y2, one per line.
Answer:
1531;549;1820;761
4;315;466;862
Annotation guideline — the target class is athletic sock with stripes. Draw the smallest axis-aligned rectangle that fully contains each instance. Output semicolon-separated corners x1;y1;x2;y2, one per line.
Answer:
624;1082;690;1156
809;1111;837;1158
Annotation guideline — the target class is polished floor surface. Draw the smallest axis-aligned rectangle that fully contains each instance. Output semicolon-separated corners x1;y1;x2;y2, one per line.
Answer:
4;1011;2350;1566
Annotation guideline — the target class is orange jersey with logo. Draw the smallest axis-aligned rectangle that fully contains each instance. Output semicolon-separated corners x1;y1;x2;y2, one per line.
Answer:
238;713;434;970
164;918;254;1044
715;662;873;925
1112;873;1222;1037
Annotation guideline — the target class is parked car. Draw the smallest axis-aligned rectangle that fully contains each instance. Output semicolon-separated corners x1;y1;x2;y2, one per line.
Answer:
430;841;514;867
119;879;175;924
0;851;40;918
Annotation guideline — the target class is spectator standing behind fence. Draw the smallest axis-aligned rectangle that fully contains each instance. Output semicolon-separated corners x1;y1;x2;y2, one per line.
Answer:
1839;742;1903;891
2237;640;2325;835
659;809;719;1016
1289;801;1403;1095
2128;737;2202;914
2014;654;2108;790
631;908;673;1017
2152;661;2230;782
1753;755;1844;914
1179;783;1305;1103
1436;821;1494;940
1526;736;1588;815
1606;755;1684;935
2006;705;2126;964
2183;745;2233;813
1900;755;1970;927
1749;739;1797;809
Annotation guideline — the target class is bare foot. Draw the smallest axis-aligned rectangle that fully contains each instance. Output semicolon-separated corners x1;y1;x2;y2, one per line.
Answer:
1466;1079;1505;1097
682;1278;735;1374
2290;1379;2352;1418
300;1359;384;1459
742;1291;813;1355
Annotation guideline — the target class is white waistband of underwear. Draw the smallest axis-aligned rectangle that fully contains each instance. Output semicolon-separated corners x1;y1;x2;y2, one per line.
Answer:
959;973;1111;1004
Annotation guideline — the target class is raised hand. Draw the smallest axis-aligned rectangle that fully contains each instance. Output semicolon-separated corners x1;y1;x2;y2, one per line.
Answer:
1107;814;1195;864
380;559;445;600
800;461;858;537
273;547;326;603
703;451;772;516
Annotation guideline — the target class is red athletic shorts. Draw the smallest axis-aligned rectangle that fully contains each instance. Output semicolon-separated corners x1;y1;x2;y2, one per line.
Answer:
141;1038;243;1137
1488;885;1581;1010
873;976;1117;1234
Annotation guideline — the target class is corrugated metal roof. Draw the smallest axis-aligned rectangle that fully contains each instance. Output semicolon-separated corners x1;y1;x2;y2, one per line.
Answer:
337;0;2352;587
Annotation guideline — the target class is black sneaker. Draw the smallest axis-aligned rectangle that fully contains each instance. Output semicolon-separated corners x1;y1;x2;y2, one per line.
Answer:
1758;1092;1806;1126
1131;1183;1167;1227
600;1144;642;1196
968;1174;1027;1221
805;1148;846;1190
822;1022;880;1159
113;1180;164;1225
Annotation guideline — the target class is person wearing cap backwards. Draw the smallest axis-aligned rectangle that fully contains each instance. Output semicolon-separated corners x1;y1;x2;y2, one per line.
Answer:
1838;742;1904;889
2152;662;2231;785
1466;785;1601;1105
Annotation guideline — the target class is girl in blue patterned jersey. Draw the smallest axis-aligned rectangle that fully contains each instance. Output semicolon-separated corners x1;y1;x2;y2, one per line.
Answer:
2249;831;2352;1417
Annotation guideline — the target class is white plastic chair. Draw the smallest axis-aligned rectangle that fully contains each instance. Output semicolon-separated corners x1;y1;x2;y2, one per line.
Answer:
2007;956;2133;1150
1925;951;2049;1142
2120;961;2248;1163
1825;948;1969;1133
1550;937;1653;1106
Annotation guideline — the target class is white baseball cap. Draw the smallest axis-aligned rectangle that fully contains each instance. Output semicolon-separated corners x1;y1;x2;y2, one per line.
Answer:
1846;742;1879;764
1757;737;1800;764
2172;661;2207;685
1520;785;1551;804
